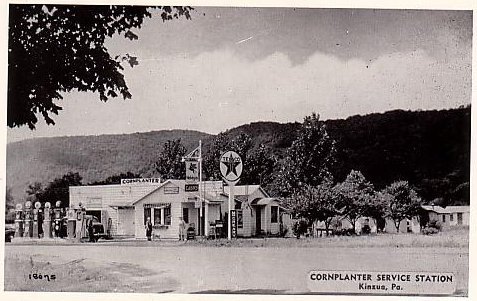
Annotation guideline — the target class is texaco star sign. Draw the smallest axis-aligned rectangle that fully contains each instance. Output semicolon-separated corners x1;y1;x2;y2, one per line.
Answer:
219;151;243;182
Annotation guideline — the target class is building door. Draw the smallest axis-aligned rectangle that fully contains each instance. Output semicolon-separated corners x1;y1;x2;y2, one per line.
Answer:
117;208;135;236
255;207;262;235
457;213;463;225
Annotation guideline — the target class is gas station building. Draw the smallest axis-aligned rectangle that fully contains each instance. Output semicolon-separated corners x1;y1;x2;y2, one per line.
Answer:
69;179;290;240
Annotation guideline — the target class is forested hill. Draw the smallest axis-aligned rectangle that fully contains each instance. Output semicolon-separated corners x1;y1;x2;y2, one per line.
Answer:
326;108;470;205
6;107;470;205
6;130;211;201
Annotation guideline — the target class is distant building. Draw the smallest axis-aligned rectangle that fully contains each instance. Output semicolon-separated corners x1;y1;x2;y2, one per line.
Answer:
421;205;470;227
311;205;469;236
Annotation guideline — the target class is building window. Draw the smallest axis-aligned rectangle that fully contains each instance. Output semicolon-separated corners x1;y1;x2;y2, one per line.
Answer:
457;213;463;225
154;208;162;225
183;208;189;224
450;214;454;222
442;214;446;223
164;206;171;225
237;210;243;228
144;208;151;225
271;206;278;223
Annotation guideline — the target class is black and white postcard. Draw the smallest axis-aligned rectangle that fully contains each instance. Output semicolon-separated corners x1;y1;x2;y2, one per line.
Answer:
1;0;475;300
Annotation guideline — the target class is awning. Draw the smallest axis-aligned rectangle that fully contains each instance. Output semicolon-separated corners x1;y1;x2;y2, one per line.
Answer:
250;198;278;206
109;205;134;209
143;203;171;209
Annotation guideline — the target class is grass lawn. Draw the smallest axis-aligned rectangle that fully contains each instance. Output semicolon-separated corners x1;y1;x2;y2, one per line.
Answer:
185;226;469;248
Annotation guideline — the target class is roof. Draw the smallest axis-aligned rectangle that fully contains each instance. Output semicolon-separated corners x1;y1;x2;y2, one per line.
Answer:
132;179;225;205
250;197;279;206
224;185;270;198
421;205;470;214
69;183;160;207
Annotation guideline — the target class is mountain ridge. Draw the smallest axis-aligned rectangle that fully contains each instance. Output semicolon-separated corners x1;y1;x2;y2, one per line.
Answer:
6;107;470;206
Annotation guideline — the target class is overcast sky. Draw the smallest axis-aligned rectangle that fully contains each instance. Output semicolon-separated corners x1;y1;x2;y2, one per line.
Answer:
7;7;473;143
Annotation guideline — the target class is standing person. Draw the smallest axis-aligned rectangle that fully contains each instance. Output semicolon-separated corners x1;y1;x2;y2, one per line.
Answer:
145;217;153;241
88;218;95;242
178;217;186;241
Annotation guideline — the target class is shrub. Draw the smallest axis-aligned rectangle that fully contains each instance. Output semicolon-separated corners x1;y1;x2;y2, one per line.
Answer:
280;225;289;237
422;219;441;235
422;227;439;235
361;224;371;235
334;228;355;236
292;220;308;239
428;219;442;231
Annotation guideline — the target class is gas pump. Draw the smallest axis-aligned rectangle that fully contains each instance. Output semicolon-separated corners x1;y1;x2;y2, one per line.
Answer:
24;201;33;238
67;208;76;239
14;203;24;238
60;207;68;238
32;202;41;238
53;201;62;238
75;202;86;242
43;202;53;239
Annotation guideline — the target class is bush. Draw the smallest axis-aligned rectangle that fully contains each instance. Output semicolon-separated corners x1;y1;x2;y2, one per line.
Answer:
334;228;355;236
361;224;372;235
428;219;442;231
422;227;439;235
422;219;441;235
292;220;308;239
280;225;289;237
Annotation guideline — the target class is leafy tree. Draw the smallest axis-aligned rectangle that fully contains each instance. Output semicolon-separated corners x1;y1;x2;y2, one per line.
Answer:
285;180;337;236
41;172;83;207
277;113;336;197
382;180;422;232
230;133;253;163
155;139;186;180
203;132;231;180
26;181;45;203
242;144;277;188
89;171;141;185
5;187;16;223
5;186;15;211
8;4;192;129
334;170;376;234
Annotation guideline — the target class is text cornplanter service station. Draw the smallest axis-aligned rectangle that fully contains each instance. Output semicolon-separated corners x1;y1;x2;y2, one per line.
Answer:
308;271;456;295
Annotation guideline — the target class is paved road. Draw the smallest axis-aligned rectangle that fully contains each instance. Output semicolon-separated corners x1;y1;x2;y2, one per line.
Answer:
5;245;468;294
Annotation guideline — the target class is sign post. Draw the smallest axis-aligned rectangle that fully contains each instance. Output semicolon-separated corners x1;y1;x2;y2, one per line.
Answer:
219;151;243;240
183;141;203;235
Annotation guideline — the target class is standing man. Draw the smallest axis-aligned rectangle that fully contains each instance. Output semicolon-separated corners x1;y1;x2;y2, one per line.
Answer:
87;218;95;242
178;217;186;241
145;217;153;241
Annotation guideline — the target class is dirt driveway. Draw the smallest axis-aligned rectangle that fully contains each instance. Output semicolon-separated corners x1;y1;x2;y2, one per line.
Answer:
4;244;468;295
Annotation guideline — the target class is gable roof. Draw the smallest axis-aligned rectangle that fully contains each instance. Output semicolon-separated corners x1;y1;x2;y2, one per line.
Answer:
421;205;470;214
224;185;270;199
132;180;174;205
132;179;226;205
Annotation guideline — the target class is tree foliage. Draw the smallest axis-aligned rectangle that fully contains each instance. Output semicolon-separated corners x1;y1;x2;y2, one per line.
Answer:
285;180;337;234
8;4;192;129
26;172;83;207
155;139;186;180
89;171;141;185
242;144;277;189
382;180;422;232
203;132;231;180
5;186;15;211
277;113;336;197
333;170;376;233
